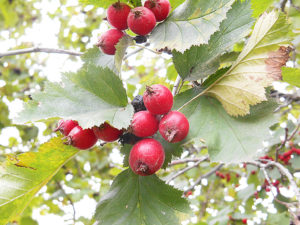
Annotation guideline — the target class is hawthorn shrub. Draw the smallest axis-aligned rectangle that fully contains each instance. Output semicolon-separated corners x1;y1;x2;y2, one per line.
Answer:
0;0;300;224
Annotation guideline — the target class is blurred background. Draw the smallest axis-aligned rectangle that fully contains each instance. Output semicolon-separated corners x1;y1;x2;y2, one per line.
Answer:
0;0;299;224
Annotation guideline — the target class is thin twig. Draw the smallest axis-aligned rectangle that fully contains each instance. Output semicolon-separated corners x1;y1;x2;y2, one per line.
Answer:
0;47;83;58
166;158;207;184
247;160;300;208
134;44;161;55
281;0;288;12
169;156;209;166
172;76;182;96
290;0;300;12
275;127;288;161
55;181;76;224
184;164;224;194
288;121;300;141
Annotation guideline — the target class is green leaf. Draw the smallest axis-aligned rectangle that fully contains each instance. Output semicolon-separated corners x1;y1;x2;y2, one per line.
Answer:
79;0;141;8
154;134;183;169
237;184;255;202
282;67;300;87
173;0;254;81
204;11;292;116
266;212;290;225
81;47;117;74
169;0;185;9
251;0;274;18
0;137;78;224
14;66;133;129
115;35;134;72
174;90;278;163
150;0;235;53
94;169;190;225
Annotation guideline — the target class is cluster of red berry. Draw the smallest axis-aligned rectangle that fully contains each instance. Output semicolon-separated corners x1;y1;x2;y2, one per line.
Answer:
97;0;170;55
278;147;300;164
55;84;190;176
129;84;189;176
228;216;247;224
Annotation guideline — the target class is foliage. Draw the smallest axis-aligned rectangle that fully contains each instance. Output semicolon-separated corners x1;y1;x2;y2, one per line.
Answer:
0;0;300;224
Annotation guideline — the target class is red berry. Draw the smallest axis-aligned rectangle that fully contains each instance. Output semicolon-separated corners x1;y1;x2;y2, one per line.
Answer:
127;7;156;35
159;111;189;143
226;173;231;182
144;0;170;22
254;191;259;199
131;111;159;137
67;126;97;150
96;29;125;55
242;218;247;224
54;119;78;136
251;170;256;175
215;171;220;176
219;173;225;179
92;122;123;142
129;139;165;176
292;148;300;155
265;187;271;192
143;84;173;115
107;2;131;30
184;191;193;197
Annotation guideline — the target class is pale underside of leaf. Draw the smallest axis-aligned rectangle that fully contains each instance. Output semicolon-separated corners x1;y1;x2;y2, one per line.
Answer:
115;35;134;73
204;11;292;116
14;73;133;129
0;137;78;224
150;0;235;53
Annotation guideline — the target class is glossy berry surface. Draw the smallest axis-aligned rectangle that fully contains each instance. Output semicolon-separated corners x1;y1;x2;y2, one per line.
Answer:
96;29;124;55
131;111;159;137
107;2;131;30
144;0;170;22
131;95;147;113
67;126;97;150
242;218;247;224
93;122;123;142
129;138;165;176
54;119;78;136
159;111;189;143
143;84;173;115
127;7;156;35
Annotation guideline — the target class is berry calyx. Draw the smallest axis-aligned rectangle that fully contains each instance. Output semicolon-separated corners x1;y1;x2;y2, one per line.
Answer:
144;0;170;22
159;111;189;143
127;7;156;35
131;111;159;137
131;95;147;113
129;138;165;176
96;29;125;55
66;126;97;150
54;119;78;136
92;122;123;142
143;84;173;115
107;2;131;30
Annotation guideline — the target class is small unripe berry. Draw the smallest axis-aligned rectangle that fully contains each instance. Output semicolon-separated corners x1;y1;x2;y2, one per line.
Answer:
159;111;189;143
144;0;170;22
107;2;131;30
127;7;156;35
131;111;159;137
96;29;125;55
54;119;78;136
129;138;165;176
67;126;97;150
92;122;123;142
131;95;147;113
143;84;173;115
